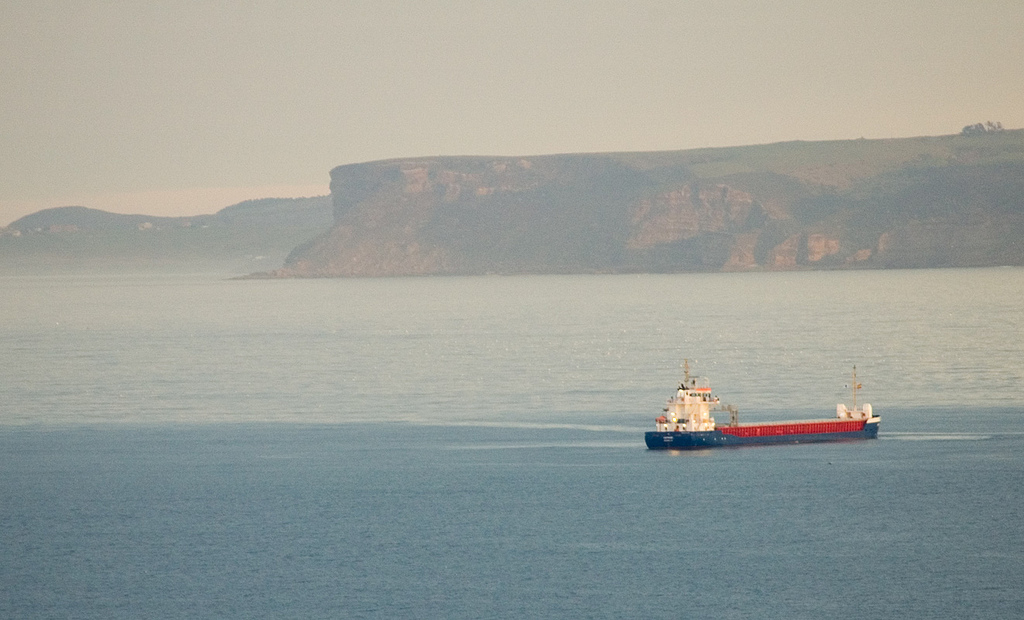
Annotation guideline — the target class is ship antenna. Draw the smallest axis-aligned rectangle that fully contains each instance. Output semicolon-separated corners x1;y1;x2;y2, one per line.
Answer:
683;359;690;385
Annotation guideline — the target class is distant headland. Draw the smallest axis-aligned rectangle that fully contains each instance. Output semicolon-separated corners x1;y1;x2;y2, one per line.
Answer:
4;129;1023;275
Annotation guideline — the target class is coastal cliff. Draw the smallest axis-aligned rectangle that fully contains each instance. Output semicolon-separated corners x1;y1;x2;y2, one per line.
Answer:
6;131;1021;276
266;130;1024;276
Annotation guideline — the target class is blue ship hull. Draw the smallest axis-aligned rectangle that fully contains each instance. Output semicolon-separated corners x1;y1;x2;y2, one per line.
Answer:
645;421;880;449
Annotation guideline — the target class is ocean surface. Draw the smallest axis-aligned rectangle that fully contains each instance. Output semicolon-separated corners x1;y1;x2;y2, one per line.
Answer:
2;268;1023;618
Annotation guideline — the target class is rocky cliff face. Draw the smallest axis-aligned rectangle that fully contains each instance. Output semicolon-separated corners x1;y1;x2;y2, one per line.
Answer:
267;131;1024;276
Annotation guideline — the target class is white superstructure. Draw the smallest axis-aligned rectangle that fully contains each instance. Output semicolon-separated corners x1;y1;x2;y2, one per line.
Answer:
654;361;719;432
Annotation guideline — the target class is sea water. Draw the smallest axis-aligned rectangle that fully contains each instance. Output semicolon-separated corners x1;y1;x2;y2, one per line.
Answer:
2;269;1023;618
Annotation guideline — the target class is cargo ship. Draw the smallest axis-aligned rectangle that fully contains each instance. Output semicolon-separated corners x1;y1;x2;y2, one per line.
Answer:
645;362;879;449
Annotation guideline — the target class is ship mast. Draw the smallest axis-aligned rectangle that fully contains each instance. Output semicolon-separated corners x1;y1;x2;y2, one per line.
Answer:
852;365;859;410
683;359;690;386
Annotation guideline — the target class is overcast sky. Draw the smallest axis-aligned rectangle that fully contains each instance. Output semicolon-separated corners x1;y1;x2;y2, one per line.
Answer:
2;0;1022;225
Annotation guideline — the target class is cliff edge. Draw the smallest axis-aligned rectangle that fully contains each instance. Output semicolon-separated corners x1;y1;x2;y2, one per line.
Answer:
265;130;1024;276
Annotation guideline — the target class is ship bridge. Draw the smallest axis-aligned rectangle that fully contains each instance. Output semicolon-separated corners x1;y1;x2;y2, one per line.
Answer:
659;375;719;432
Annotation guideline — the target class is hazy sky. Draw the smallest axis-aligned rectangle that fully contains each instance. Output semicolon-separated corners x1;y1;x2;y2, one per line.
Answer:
2;0;1022;225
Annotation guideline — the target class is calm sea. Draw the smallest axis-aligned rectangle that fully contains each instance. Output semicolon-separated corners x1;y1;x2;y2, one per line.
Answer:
2;269;1022;618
